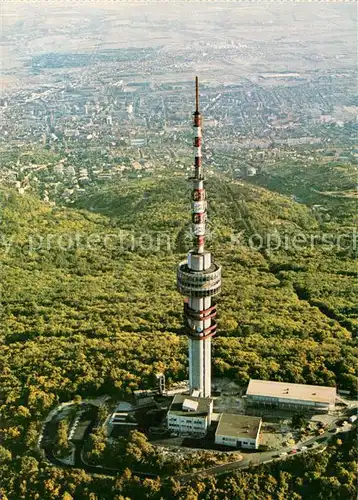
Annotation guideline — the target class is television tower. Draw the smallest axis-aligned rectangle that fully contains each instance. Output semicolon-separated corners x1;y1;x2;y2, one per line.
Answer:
177;77;221;398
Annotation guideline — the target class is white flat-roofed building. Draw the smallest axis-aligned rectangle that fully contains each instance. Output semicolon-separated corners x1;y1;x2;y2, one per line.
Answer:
167;394;213;436
246;379;336;413
215;414;262;449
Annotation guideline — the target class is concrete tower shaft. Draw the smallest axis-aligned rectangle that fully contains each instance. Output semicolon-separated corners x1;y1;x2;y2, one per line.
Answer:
177;77;221;398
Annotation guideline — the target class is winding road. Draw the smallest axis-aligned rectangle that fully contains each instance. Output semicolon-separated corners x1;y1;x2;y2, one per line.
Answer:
40;403;354;484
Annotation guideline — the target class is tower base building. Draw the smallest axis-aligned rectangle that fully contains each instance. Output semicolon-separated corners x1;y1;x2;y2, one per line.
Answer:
167;394;214;437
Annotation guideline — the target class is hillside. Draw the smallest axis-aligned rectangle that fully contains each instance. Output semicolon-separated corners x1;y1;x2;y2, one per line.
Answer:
250;159;357;224
0;176;357;498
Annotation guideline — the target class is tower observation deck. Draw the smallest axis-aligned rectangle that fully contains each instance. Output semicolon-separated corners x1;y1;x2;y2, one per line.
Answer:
177;77;221;398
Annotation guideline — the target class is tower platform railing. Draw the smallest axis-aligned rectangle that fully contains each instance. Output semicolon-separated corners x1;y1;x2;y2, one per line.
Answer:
177;262;221;297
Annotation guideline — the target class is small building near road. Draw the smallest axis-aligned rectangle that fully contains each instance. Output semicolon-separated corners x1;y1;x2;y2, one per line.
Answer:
245;379;336;413
108;411;138;434
215;414;262;449
167;394;213;436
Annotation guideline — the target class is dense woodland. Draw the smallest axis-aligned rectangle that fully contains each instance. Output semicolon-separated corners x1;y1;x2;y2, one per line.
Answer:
0;427;356;499
0;164;356;498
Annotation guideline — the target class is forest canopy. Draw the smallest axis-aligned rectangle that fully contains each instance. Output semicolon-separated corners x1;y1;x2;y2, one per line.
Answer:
0;175;356;499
